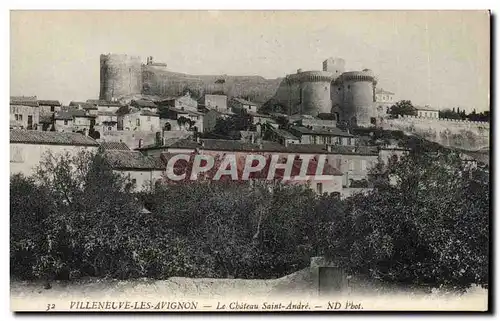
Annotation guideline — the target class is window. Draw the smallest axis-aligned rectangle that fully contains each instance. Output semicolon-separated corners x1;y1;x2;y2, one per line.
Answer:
15;114;19;121
316;183;323;194
50;106;55;112
370;117;376;125
108;126;112;131
349;160;355;171
18;114;23;121
336;158;342;169
136;119;141;126
64;120;68;125
361;159;367;171
10;145;24;163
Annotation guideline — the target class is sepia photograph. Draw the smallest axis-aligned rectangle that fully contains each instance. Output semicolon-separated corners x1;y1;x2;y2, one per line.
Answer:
8;9;490;312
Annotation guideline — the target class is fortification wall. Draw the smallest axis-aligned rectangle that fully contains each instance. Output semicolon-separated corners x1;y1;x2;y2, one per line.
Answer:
381;115;490;150
100;54;142;101
141;67;283;104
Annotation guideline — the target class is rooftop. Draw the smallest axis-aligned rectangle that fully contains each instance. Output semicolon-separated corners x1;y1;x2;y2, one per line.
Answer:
10;96;39;107
289;125;354;137
375;88;395;95
131;100;157;108
69;101;98;110
99;141;131;151
103;150;165;170
10;130;99;146
86;99;123;107
233;97;258;106
269;127;300;140
38;100;62;106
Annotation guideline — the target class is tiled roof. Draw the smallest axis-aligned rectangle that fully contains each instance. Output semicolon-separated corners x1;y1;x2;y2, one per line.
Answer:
166;138;201;149
416;106;439;112
132;100;157;108
103;150;165;170
54;111;74;120
86;99;122;107
289;125;354;137
375;88;395;95
99;141;131;151
141;110;160;117
269;127;300;140
10;97;39;107
69;101;97;110
233;97;258;106
116;106;140;116
11;96;37;101
98;111;118;117
10;130;99;146
38;100;61;106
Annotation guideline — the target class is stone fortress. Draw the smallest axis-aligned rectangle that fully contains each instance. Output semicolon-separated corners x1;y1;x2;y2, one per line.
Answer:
99;53;489;150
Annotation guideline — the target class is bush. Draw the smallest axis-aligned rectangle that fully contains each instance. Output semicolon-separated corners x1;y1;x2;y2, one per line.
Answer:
10;147;489;290
321;150;489;290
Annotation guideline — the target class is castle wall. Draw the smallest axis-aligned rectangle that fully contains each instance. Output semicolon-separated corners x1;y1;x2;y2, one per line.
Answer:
381;115;490;151
100;54;142;101
97;130;191;150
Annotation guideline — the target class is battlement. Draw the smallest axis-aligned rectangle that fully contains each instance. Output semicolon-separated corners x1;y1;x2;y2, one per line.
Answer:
286;70;335;84
398;114;489;126
340;71;375;82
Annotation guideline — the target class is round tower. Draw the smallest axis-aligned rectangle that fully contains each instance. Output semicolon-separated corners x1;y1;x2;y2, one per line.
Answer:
341;69;376;127
99;54;142;101
289;70;334;116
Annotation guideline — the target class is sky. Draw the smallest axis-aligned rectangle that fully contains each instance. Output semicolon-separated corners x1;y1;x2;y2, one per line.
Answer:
10;10;490;111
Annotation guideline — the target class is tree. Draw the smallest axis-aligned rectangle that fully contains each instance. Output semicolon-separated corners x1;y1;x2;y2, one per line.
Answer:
388;100;417;117
321;150;489;290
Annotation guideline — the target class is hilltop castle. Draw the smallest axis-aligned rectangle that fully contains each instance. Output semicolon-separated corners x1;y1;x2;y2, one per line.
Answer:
99;53;383;127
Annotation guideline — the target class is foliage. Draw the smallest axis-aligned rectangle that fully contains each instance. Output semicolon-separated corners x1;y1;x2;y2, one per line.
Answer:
322;150;489;290
11;144;489;290
389;100;417;117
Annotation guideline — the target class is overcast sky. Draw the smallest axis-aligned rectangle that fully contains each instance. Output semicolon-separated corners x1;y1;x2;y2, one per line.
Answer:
10;10;489;111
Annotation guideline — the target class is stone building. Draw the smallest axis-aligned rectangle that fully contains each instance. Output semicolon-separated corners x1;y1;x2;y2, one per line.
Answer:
10;97;40;130
38;100;62;114
202;94;228;112
230;97;259;113
416;106;439;119
10;130;99;176
116;106;161;132
100;144;165;191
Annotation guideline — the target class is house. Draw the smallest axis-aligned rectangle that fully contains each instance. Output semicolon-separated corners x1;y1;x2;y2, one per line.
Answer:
266;126;301;146
136;138;201;156
157;92;198;112
10;130;99;177
247;111;276;126
10;97;40;130
230;97;259;113
102;149;165;191
38;100;62;114
96;111;119;131
202;94;228;112
53;110;74;132
130;99;159;113
416;106;439;119
69;101;99;115
52;108;97;133
117;106;161;132
288;125;357;146
86;99;123;113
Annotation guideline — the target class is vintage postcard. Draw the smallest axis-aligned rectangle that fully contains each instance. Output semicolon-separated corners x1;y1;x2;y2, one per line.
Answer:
9;10;490;312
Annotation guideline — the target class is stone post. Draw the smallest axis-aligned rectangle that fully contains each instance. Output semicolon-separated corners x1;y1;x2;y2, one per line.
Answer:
310;256;348;297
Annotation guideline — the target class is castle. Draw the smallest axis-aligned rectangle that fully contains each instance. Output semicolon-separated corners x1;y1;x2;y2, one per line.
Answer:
99;54;382;127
